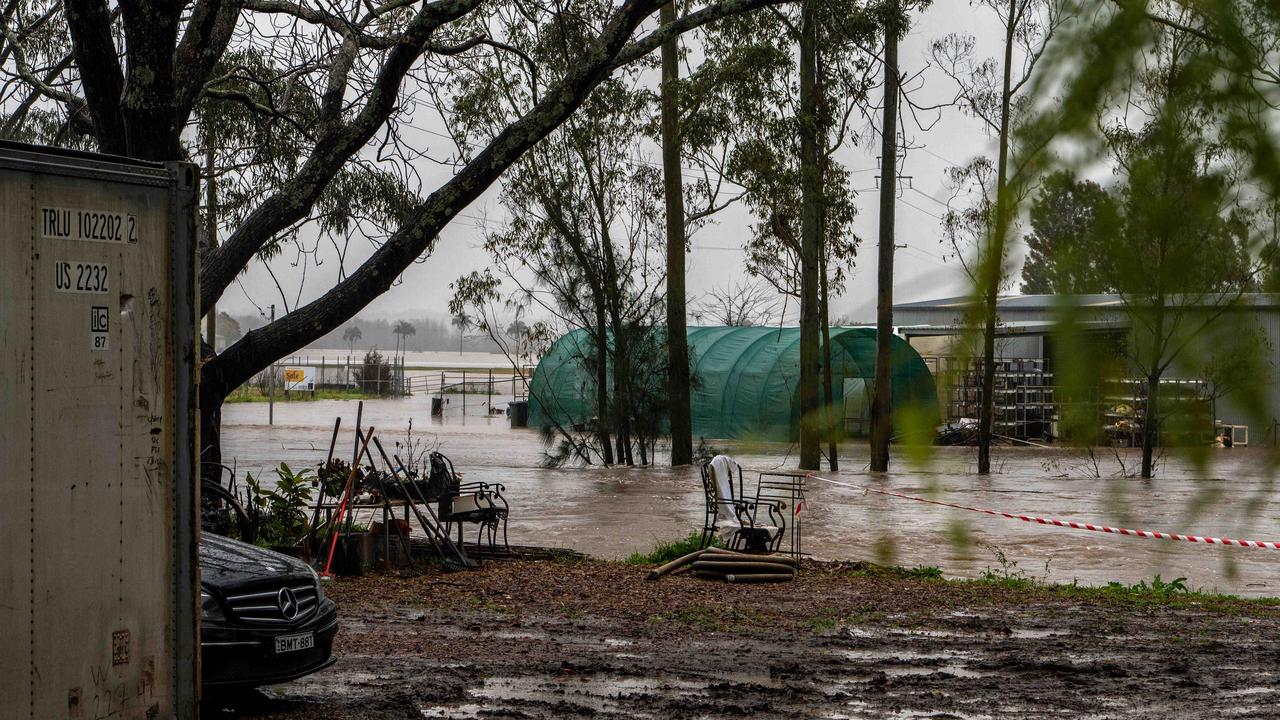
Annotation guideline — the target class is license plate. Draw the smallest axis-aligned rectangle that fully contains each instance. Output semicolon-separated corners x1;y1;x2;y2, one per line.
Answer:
274;632;314;655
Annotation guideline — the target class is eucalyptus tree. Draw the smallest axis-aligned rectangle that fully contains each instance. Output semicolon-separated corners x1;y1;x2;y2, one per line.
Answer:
0;0;804;462
659;0;693;467
449;23;680;465
867;0;900;473
1091;8;1261;478
931;0;1068;474
680;0;889;468
994;0;1280;478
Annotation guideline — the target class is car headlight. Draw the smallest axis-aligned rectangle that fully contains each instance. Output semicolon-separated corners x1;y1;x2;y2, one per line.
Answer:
308;565;326;601
200;590;225;622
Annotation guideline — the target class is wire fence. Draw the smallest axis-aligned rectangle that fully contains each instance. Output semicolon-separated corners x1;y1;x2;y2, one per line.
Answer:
230;356;534;407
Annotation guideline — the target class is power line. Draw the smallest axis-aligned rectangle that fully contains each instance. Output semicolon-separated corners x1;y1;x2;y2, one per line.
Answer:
909;186;951;208
899;197;944;221
917;145;967;168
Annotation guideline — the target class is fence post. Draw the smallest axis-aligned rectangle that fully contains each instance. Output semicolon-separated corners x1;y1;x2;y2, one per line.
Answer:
488;369;493;413
462;370;466;415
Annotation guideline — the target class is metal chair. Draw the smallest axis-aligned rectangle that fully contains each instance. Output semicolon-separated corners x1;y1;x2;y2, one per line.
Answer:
200;461;254;542
429;452;509;562
699;457;784;553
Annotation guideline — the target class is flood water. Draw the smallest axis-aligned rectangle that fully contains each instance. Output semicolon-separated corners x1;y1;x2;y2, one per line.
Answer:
222;394;1280;597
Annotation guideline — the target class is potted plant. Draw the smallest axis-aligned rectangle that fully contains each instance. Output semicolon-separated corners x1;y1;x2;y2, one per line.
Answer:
244;463;317;560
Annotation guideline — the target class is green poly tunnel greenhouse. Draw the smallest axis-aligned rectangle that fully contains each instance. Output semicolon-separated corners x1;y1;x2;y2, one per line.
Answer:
527;326;938;441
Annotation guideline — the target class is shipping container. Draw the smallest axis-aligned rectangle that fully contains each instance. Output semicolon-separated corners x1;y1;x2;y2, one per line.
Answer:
0;141;198;719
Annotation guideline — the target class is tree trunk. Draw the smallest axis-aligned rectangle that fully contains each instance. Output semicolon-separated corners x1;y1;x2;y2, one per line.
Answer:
204;145;218;344
594;305;615;465
820;225;839;471
201;148;220;476
1139;297;1166;479
977;0;1018;476
600;249;633;466
611;317;635;466
198;340;222;476
869;6;899;473
797;0;822;471
1141;370;1160;478
815;43;838;473
660;0;693;467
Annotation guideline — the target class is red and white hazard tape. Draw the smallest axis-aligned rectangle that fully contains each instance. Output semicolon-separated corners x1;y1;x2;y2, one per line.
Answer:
806;473;1280;550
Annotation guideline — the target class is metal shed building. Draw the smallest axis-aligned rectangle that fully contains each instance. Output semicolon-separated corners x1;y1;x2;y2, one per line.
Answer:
893;293;1280;437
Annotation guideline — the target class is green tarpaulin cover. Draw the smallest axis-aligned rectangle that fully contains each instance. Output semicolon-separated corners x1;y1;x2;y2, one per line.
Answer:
528;326;937;441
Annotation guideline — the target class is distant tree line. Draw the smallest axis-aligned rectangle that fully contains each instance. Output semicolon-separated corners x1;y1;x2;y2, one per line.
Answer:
230;314;502;355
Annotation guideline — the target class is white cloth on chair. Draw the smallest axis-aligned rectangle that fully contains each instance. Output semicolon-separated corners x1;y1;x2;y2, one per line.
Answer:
708;454;741;530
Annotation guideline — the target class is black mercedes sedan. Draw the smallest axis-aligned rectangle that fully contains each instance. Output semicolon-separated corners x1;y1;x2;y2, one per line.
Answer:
199;533;339;688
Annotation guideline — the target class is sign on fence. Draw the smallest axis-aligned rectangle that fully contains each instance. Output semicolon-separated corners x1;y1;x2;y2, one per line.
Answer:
283;366;315;392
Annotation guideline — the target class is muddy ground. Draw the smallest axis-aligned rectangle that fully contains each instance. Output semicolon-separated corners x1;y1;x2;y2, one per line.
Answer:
203;559;1280;719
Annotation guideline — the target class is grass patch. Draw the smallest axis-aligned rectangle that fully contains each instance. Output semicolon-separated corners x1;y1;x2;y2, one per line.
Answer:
1107;574;1189;597
898;565;944;580
840;556;1277;612
967;572;1280;611
625;532;722;565
846;563;945;582
807;614;839;632
225;387;380;403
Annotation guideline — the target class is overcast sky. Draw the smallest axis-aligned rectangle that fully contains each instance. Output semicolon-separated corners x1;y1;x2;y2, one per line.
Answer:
221;3;1010;328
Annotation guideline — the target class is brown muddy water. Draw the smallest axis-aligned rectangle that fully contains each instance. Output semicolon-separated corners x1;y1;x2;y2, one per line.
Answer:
222;395;1280;597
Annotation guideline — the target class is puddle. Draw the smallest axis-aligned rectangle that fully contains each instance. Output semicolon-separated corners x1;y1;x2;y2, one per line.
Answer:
890;628;977;639
1223;686;1276;698
493;629;545;641
1008;628;1059;639
834;699;997;719
419;675;704;717
417;671;790;718
420;703;484;718
842;649;974;664
881;663;990;679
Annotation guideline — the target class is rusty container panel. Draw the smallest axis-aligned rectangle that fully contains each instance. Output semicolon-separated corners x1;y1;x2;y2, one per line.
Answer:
0;143;198;720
